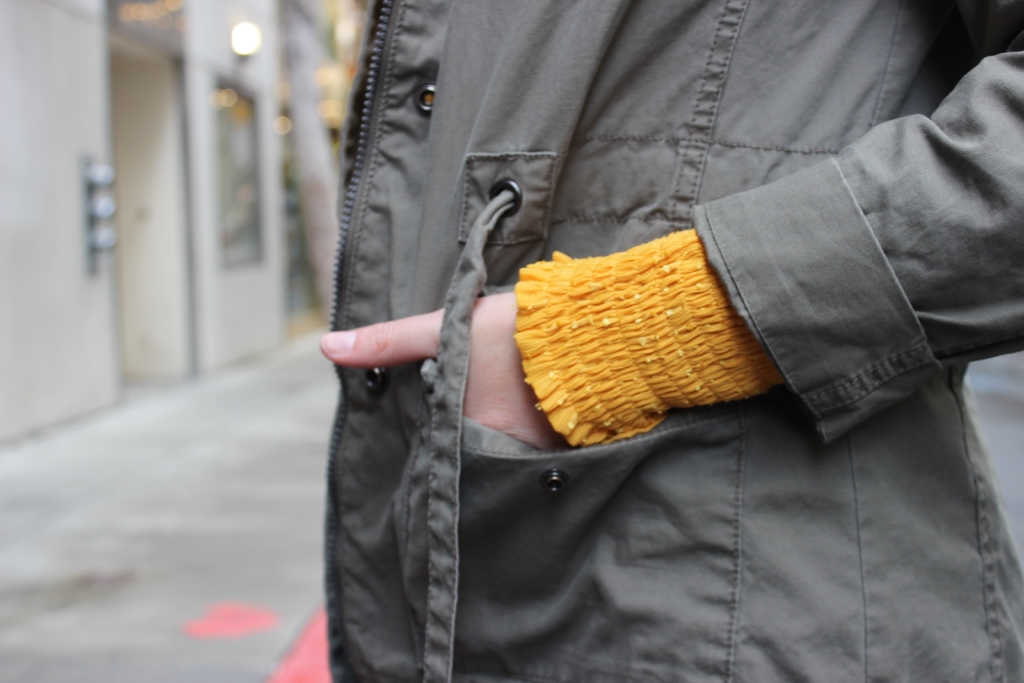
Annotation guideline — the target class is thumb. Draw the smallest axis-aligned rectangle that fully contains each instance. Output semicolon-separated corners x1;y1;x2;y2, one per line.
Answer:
320;310;443;368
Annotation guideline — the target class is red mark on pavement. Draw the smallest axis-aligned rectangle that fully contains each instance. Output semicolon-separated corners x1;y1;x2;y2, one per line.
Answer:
184;602;280;639
266;607;330;683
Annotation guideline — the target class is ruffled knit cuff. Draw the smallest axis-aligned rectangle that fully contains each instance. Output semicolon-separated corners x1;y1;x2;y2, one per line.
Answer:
514;230;782;446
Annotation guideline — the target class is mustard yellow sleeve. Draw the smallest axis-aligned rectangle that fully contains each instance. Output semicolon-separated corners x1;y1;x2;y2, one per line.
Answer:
514;229;782;446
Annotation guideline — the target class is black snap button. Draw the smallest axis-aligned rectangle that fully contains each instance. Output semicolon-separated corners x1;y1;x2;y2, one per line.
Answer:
488;178;522;216
366;367;390;396
415;83;436;114
541;469;569;494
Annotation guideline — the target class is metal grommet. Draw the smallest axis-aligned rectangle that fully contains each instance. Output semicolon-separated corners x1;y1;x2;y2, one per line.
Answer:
540;469;569;494
488;178;522;216
415;83;436;114
366;367;390;396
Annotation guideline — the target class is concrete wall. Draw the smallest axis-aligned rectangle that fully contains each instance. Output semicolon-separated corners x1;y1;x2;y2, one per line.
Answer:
0;0;285;441
0;0;119;440
110;43;191;379
185;0;285;371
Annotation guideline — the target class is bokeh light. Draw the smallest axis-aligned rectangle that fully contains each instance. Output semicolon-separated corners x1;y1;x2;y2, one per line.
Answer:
231;22;263;57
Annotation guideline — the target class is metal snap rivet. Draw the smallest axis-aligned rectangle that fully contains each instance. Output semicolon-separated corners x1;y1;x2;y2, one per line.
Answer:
488;178;522;216
366;367;390;396
415;83;436;114
541;469;569;494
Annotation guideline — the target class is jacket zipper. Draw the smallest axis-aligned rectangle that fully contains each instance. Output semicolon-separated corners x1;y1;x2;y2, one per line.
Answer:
324;0;394;674
330;0;394;332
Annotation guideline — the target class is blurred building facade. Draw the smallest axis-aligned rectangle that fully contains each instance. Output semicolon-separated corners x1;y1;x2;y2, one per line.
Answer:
0;0;287;441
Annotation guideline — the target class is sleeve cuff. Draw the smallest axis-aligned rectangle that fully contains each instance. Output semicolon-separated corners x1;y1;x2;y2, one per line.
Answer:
694;157;941;442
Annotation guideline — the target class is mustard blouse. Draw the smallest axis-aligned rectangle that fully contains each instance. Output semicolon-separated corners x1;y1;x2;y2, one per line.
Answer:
514;230;782;446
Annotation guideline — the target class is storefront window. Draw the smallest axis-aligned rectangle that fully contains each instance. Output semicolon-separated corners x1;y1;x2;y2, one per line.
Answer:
107;0;186;55
214;86;261;266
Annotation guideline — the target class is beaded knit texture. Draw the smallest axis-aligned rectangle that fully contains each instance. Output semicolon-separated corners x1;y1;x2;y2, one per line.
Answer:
514;229;783;446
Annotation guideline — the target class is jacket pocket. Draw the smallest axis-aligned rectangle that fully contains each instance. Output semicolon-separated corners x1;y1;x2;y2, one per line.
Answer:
453;405;745;683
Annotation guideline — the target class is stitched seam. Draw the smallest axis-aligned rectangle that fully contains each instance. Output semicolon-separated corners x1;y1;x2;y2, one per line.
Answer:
419;0;456;671
340;0;407;332
668;4;726;210
459;156;477;244
690;1;734;137
805;345;929;404
463;410;739;459
401;432;419;579
672;0;750;215
424;437;449;678
848;434;869;683
712;139;839;154
576;134;840;155
424;378;465;680
724;408;746;683
870;0;906;127
402;403;432;641
578;134;699;144
707;1;750;144
953;373;1006;682
336;3;405;679
548;214;691;226
465;152;566;161
541;156;556;239
476;235;545;245
695;1;751;202
803;345;934;413
672;5;729;205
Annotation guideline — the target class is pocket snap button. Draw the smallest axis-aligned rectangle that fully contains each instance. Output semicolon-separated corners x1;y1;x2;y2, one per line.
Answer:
415;83;436;114
366;367;390;396
488;178;522;216
541;469;569;494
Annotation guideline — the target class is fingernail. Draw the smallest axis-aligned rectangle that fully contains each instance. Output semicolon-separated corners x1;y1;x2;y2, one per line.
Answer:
322;331;356;357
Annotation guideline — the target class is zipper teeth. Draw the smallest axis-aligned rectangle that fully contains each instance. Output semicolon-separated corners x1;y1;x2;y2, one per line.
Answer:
330;0;394;331
324;0;394;667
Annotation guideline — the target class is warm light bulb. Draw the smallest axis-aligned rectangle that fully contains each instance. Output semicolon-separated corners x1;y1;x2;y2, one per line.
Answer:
231;22;262;56
273;116;292;135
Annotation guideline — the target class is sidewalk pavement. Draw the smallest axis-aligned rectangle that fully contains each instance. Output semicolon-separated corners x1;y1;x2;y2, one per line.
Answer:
2;336;1024;683
969;353;1024;554
0;332;337;683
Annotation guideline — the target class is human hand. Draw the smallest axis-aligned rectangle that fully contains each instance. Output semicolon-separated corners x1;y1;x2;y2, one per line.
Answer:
320;292;566;450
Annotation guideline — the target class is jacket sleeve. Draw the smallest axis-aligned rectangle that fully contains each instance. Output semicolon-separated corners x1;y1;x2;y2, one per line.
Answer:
693;4;1024;442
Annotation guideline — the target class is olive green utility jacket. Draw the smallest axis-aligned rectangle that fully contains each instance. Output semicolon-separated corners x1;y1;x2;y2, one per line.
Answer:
326;1;1024;681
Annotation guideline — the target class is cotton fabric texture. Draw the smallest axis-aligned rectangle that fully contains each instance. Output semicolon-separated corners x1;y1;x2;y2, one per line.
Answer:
326;1;1024;682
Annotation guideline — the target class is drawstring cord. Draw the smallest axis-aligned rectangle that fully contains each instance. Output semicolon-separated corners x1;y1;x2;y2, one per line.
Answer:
421;189;518;683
